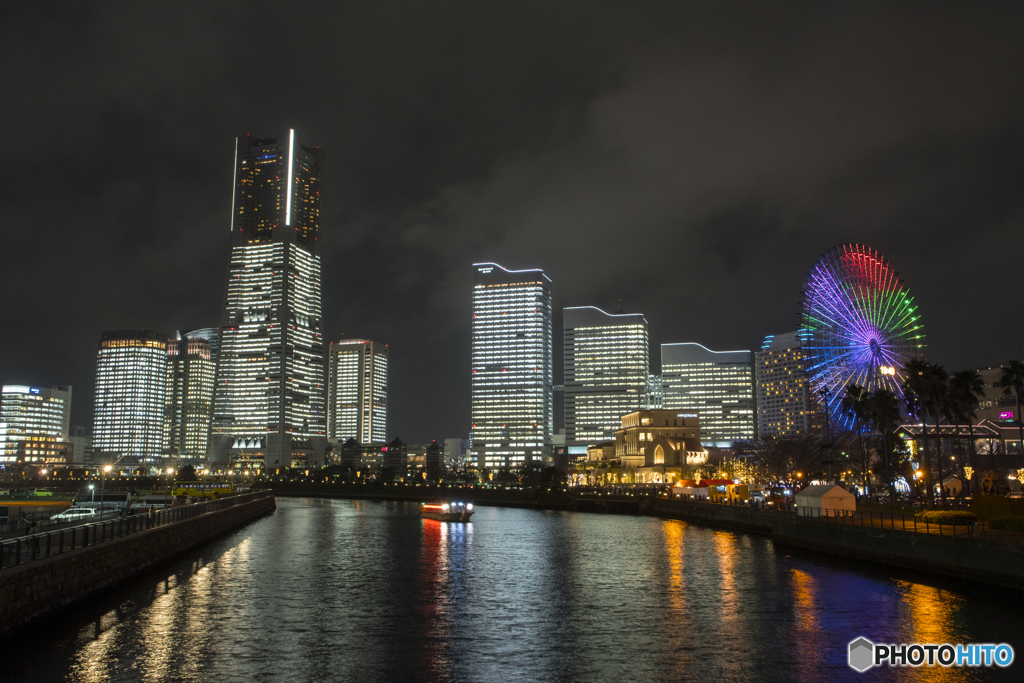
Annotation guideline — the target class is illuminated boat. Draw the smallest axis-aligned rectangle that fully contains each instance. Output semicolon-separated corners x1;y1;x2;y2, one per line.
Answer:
421;501;474;522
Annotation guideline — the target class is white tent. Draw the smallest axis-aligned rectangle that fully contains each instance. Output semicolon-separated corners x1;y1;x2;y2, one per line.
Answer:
795;484;855;518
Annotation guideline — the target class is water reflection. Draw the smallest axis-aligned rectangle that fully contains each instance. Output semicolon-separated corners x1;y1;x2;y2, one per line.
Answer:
2;498;1022;682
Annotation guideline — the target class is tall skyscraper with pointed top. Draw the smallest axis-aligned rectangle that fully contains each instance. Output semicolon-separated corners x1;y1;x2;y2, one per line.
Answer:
210;130;328;470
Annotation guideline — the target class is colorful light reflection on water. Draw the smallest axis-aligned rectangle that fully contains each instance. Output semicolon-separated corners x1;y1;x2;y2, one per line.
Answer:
3;498;1021;682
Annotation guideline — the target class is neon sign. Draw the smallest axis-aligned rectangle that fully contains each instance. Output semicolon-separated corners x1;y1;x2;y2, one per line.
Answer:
1000;411;1014;420
677;413;698;418
878;366;896;376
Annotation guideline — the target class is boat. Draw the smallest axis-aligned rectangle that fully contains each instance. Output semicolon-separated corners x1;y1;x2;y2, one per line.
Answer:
421;501;474;522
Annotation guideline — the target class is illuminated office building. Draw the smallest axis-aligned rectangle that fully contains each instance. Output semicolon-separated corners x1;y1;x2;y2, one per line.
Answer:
563;306;649;452
210;130;328;469
471;263;553;469
662;343;755;446
646;374;663;409
328;339;388;444
163;333;216;464
93;330;167;465
184;327;220;365
755;331;822;437
0;385;72;464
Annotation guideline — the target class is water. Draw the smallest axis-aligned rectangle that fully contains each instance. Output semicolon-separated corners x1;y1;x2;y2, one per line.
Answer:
3;497;1022;682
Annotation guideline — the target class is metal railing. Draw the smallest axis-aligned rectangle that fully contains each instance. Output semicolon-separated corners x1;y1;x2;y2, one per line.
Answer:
653;496;1023;545
0;491;272;571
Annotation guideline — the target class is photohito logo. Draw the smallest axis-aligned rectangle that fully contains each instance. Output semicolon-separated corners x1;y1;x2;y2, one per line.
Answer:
848;637;1014;672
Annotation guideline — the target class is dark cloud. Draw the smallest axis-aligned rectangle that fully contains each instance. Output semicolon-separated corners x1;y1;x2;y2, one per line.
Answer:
1;1;1022;441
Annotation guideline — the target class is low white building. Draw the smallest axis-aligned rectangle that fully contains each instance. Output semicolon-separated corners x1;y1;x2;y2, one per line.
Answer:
795;484;855;517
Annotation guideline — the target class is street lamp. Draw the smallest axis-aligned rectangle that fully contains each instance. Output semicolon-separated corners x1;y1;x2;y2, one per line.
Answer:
100;465;112;514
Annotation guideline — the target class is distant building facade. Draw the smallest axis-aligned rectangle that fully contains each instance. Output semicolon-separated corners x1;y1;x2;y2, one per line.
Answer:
93;330;167;465
646;374;663;409
328;339;388;444
470;263;553;469
755;331;821;437
563;306;649;454
210;129;327;471
443;437;469;468
0;385;72;465
614;409;707;468
163;333;215;464
662;343;755;446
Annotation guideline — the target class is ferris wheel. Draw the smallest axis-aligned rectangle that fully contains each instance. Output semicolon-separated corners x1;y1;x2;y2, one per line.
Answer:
800;244;926;430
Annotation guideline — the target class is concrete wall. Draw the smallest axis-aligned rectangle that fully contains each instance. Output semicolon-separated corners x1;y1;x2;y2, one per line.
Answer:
647;498;1024;590
0;493;276;635
774;516;1024;589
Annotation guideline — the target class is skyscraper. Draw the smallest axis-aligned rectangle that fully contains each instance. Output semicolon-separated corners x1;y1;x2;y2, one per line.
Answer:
93;330;167;466
164;333;216;465
471;263;553;469
184;328;220;366
662;343;755;445
563;306;649;453
755;331;822;437
210;130;328;470
0;385;72;465
328;339;388;444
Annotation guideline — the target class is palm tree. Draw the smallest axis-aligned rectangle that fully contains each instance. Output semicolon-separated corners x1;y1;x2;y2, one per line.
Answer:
841;384;872;495
1001;360;1024;464
903;358;932;506
949;369;984;495
867;389;902;507
924;364;950;505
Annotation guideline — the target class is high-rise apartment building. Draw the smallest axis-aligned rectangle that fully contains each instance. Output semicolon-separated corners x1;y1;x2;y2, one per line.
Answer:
755;331;821;437
210;130;328;470
163;333;216;464
0;385;72;464
93;330;167;465
328;339;388;444
563;306;649;453
470;263;553;469
662;343;755;445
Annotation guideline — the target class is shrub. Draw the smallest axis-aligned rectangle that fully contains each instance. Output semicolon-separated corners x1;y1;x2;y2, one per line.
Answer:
970;495;1024;520
988;515;1024;532
915;510;977;525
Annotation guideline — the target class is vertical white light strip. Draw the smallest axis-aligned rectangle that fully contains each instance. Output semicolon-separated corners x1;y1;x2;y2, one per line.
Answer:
230;137;238;232
285;128;294;226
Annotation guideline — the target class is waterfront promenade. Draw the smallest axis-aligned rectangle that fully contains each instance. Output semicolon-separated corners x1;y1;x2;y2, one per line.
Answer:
0;491;275;635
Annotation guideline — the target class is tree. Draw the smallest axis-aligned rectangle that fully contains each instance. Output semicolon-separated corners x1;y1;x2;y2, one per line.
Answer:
866;389;903;506
948;369;984;494
178;465;198;481
841;384;872;495
1000;360;1024;463
903;360;949;507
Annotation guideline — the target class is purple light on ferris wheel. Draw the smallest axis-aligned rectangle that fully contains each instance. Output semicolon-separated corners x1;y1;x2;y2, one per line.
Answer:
800;244;926;431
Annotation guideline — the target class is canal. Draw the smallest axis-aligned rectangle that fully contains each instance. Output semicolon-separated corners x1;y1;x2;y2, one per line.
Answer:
3;497;1021;682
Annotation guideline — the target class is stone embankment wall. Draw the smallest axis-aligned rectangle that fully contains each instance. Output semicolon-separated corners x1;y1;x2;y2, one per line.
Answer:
0;493;276;635
648;498;1024;589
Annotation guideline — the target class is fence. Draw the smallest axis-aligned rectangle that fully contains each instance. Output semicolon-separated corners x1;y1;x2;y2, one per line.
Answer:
0;491;273;571
805;507;1024;544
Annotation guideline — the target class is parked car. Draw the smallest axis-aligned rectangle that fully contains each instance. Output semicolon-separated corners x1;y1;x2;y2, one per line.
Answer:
51;507;101;522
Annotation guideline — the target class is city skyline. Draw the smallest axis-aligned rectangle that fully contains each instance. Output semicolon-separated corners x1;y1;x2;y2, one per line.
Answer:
3;3;1024;444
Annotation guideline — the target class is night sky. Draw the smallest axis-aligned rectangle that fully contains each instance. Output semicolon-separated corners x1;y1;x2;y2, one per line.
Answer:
2;2;1023;443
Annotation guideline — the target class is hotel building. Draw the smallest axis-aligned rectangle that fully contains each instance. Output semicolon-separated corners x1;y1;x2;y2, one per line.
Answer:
93;330;168;465
662;343;755;446
210;130;328;470
470;263;553;469
328;339;388;444
563;306;649;454
755;331;821;437
163;333;216;465
0;385;72;465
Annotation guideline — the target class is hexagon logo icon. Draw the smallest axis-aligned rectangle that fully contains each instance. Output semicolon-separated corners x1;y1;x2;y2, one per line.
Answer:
848;637;875;672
